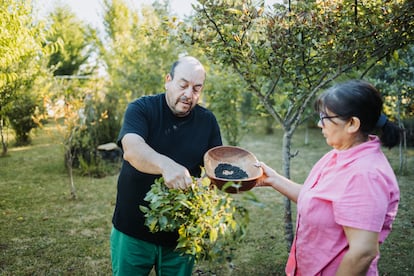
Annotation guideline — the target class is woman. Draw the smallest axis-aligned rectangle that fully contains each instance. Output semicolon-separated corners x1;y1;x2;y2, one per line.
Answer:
256;80;401;275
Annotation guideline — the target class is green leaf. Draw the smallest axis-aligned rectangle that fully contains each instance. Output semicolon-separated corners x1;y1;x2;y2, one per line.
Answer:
209;228;218;243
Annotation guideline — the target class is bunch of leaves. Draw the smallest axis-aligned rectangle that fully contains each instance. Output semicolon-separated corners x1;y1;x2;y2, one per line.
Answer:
140;172;249;262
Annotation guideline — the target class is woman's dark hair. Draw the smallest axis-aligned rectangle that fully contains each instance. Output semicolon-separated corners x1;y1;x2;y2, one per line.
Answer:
315;79;402;148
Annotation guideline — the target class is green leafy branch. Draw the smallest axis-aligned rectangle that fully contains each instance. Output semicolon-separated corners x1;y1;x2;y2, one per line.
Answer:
139;170;249;261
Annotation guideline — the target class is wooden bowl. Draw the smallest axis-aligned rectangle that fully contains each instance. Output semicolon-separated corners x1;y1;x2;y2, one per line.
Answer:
203;146;263;193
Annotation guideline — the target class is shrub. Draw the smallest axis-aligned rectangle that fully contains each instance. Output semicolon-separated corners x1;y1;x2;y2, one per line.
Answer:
64;92;122;177
5;92;39;146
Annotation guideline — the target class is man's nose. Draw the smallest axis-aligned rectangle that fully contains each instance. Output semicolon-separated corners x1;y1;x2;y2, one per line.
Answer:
183;87;193;97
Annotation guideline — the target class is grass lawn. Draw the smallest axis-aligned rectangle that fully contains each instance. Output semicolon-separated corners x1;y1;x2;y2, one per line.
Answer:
0;122;413;275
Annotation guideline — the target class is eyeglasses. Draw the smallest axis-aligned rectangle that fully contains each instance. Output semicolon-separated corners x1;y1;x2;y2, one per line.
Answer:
319;112;340;127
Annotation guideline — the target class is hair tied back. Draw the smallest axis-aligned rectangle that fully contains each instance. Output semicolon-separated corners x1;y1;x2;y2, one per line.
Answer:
376;114;387;128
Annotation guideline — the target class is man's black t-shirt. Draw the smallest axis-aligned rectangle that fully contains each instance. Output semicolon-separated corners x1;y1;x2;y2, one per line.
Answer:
112;93;222;247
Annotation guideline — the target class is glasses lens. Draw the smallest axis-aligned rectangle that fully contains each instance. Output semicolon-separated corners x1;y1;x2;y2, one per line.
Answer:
319;112;325;126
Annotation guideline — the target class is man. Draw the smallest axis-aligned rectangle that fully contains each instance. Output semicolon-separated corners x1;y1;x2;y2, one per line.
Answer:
110;56;222;275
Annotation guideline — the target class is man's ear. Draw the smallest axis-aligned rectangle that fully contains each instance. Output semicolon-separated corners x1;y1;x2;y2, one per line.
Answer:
165;73;172;90
347;116;361;133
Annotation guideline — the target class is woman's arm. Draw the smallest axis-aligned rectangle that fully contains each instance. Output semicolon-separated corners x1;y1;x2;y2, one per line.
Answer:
336;226;379;276
256;162;302;203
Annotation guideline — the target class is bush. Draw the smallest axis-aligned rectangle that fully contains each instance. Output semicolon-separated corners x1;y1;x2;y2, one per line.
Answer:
65;92;122;177
5;92;39;146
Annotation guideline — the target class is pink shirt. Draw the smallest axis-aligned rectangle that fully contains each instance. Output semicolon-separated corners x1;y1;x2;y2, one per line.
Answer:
286;136;399;276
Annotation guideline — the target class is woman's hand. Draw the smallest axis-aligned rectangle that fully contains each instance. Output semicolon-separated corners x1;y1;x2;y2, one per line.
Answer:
254;161;302;203
255;162;278;187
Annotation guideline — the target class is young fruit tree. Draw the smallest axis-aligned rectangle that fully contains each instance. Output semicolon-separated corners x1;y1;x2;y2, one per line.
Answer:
187;0;414;249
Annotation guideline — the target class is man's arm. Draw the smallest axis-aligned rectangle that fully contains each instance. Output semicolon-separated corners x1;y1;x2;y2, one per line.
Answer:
121;133;192;189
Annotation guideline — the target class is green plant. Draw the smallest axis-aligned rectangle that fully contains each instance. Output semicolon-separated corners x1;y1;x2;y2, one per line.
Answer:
205;67;256;146
140;173;249;262
5;91;39;146
60;86;121;177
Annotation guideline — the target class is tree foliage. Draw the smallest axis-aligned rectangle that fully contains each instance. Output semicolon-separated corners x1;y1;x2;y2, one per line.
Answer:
368;47;414;121
0;0;44;89
191;0;413;130
206;66;257;145
46;4;100;76
102;0;185;104
0;0;55;153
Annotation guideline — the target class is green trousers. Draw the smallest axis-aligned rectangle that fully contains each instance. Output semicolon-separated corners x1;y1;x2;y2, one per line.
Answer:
110;227;195;276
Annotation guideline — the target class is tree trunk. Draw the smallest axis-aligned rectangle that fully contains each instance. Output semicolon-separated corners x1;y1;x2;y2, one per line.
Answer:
65;148;77;200
304;124;309;145
282;131;294;250
0;117;8;156
396;91;407;174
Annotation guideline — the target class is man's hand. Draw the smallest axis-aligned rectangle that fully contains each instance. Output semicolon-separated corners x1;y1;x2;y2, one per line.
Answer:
161;162;193;190
122;133;193;190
